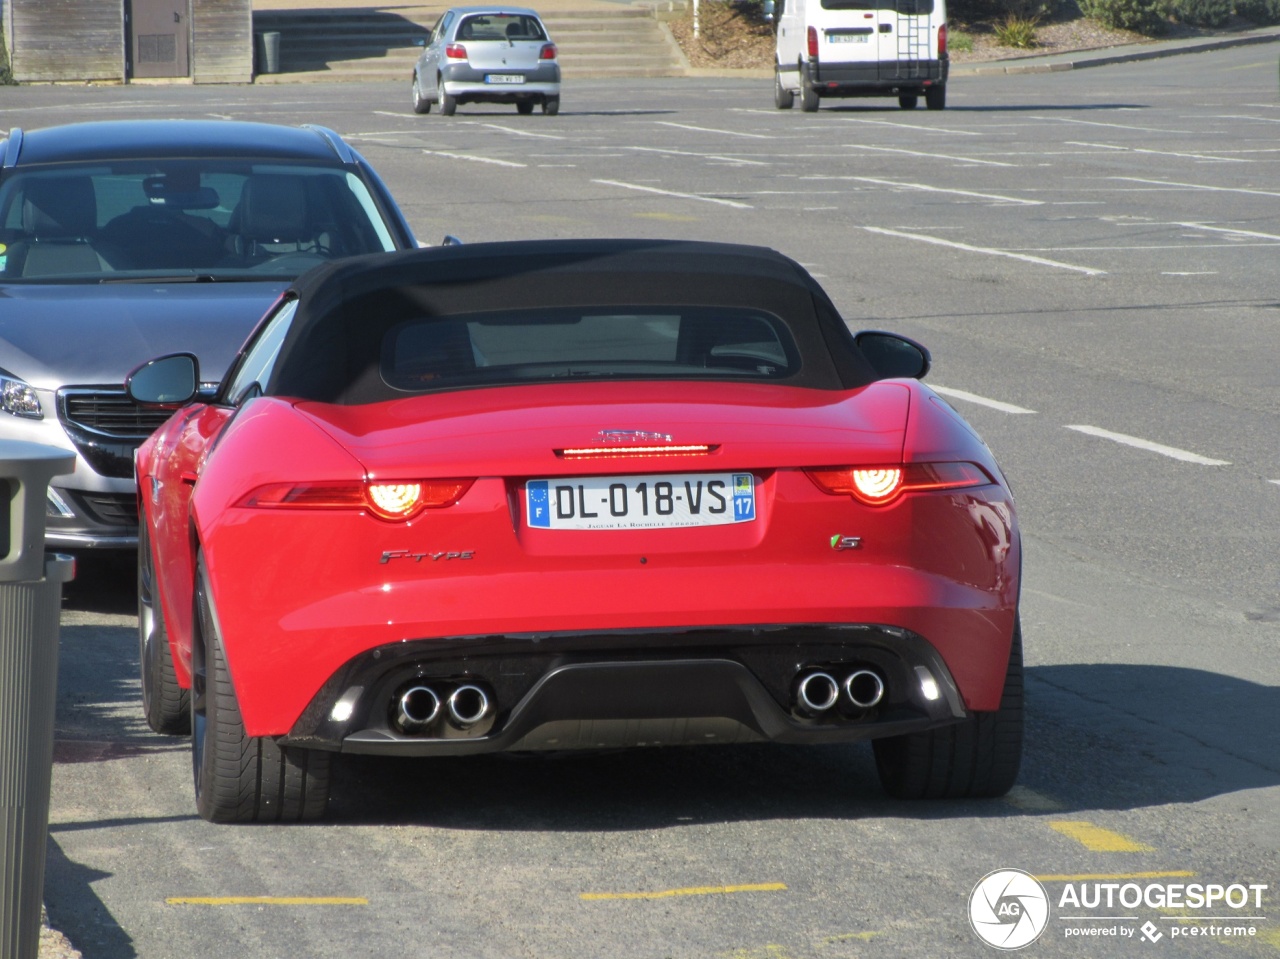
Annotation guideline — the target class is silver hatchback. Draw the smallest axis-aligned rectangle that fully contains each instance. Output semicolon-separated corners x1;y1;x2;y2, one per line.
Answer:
412;7;560;116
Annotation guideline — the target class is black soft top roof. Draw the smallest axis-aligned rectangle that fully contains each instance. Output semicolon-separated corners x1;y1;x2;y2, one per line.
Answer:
270;239;877;402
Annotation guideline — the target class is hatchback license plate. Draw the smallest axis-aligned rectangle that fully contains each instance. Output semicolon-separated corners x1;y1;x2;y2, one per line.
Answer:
526;473;756;530
486;74;526;84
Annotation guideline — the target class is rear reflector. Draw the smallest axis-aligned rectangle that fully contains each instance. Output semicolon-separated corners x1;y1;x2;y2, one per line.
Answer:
238;479;474;521
805;462;990;506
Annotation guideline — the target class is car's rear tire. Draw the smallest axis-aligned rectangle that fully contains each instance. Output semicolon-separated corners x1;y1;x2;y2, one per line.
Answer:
191;556;330;823
542;96;559;116
139;524;189;735
412;73;431;114
439;84;457;116
800;67;820;112
898;94;918;109
775;70;794;109
873;617;1023;799
517;100;535;115
925;84;946;110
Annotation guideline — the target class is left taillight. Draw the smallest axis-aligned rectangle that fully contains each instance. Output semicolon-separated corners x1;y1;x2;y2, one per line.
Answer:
237;479;475;522
445;42;468;60
805;462;991;507
539;42;557;60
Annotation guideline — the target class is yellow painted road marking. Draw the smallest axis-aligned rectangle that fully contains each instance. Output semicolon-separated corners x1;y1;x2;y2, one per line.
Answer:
820;931;882;944
1002;786;1066;812
1035;872;1195;882
166;897;368;906
1048;821;1155;852
581;882;786;901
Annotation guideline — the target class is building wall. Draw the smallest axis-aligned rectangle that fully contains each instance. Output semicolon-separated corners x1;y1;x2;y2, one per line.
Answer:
6;0;125;82
193;0;251;83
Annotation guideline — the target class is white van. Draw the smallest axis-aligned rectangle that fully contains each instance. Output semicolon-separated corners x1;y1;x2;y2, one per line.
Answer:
772;0;948;111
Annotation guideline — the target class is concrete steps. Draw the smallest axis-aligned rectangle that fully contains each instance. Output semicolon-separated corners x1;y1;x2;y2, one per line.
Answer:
252;4;688;82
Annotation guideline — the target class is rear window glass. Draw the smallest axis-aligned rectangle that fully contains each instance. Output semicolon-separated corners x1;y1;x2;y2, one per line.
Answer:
456;14;546;40
381;307;799;391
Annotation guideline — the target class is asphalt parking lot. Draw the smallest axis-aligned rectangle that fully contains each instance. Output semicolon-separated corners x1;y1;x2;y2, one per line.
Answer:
21;42;1280;957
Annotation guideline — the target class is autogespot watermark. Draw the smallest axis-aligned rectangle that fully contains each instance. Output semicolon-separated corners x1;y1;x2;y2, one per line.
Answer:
969;870;1271;949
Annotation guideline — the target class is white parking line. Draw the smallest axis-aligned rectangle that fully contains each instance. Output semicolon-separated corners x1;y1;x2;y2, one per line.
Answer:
592;180;753;209
841;177;1042;206
1026;116;1192;134
846;145;1014;168
624;146;769;166
1112;177;1280;199
1166;221;1280;242
1066;141;1247;163
655;121;775;140
422;150;525;168
860;227;1106;276
1064;425;1230;466
933;387;1037;414
480;123;565;140
839;118;982;136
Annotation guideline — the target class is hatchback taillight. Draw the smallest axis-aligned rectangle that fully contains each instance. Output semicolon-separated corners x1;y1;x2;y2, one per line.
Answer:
445;43;467;60
540;42;557;60
807;26;819;58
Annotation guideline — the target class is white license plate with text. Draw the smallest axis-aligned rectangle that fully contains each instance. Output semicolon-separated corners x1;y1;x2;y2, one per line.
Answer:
486;74;526;84
526;473;756;530
829;34;869;42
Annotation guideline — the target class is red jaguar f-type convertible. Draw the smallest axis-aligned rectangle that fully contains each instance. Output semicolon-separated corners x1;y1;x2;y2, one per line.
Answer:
129;239;1022;823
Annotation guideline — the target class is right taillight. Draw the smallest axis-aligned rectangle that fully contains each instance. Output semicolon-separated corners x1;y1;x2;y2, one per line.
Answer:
807;26;819;58
540;42;557;60
445;43;467;60
938;23;947;57
805;462;991;507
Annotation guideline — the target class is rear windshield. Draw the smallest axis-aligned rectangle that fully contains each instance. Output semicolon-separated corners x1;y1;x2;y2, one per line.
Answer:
456;13;546;40
0;160;397;282
381;307;799;392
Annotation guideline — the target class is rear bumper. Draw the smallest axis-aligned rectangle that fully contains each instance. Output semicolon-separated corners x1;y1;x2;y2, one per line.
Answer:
784;59;948;96
283;624;970;756
441;63;560;102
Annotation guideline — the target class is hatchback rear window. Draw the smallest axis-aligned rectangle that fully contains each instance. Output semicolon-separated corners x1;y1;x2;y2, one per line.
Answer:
456;14;546;40
381;307;800;391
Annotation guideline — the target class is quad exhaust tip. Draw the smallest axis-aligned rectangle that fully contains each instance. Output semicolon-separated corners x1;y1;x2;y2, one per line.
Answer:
844;669;886;709
795;671;841;715
793;667;887;717
396;685;442;732
447;684;493;728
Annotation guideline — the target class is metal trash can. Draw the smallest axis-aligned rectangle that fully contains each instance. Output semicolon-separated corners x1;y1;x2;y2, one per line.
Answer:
257;31;282;75
0;441;75;959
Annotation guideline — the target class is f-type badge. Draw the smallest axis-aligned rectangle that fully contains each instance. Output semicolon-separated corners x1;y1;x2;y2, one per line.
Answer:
599;429;673;443
830;535;862;551
380;550;474;564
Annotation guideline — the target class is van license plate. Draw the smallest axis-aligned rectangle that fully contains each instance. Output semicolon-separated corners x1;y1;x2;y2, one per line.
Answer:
830;34;869;42
486;74;526;84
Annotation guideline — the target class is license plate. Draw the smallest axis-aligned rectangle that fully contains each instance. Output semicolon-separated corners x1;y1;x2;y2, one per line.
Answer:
486;74;526;84
526;473;756;530
830;34;869;42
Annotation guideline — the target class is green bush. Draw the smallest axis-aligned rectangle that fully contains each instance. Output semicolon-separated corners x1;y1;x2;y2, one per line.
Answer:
949;0;1051;21
1173;0;1232;23
0;13;13;85
1078;0;1172;32
1234;0;1280;22
949;29;976;51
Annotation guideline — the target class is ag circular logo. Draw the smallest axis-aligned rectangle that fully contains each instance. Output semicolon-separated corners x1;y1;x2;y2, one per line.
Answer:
969;868;1050;950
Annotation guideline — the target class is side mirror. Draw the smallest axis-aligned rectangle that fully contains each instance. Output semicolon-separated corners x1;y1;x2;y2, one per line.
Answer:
126;353;199;406
854;331;931;380
413;36;427;47
441;234;464;246
763;0;776;22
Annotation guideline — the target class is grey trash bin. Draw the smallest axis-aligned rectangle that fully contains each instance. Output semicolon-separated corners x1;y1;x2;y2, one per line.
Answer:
257;31;282;75
0;441;75;959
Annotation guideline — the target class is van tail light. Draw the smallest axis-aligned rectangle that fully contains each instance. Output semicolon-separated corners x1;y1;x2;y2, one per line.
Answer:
805;462;990;507
540;42;557;60
807;26;819;58
238;479;475;522
445;43;468;60
938;23;947;56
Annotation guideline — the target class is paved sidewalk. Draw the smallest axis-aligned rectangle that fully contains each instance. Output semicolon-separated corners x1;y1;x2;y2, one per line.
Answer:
950;23;1280;75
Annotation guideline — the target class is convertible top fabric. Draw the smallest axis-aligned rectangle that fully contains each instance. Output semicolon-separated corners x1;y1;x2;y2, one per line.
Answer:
269;239;878;403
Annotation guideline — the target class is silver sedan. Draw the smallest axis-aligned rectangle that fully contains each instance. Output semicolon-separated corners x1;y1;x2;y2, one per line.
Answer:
412;6;560;116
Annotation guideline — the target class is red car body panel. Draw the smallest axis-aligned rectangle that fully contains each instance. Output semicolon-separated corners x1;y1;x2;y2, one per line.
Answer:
138;377;1019;738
